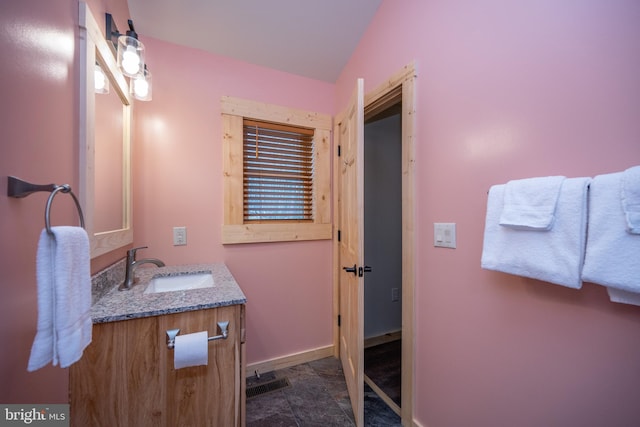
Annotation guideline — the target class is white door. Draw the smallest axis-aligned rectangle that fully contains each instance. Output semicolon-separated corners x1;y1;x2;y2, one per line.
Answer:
337;78;365;426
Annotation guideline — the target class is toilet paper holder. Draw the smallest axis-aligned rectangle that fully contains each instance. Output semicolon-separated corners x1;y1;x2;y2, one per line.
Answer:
166;321;229;349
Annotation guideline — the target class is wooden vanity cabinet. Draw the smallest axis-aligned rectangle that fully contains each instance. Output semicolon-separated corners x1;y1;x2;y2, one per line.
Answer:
69;304;246;427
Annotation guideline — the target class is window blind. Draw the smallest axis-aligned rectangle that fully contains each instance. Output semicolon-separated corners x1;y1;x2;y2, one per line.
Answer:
243;119;314;221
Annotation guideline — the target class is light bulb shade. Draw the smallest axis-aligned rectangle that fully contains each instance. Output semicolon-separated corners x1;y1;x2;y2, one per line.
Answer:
116;35;145;77
131;67;152;101
94;64;110;94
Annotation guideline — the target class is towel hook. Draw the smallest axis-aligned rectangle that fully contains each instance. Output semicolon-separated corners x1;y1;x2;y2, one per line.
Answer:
7;176;85;235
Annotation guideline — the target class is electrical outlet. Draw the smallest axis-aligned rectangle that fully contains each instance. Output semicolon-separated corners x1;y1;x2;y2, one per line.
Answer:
391;287;400;302
173;226;187;246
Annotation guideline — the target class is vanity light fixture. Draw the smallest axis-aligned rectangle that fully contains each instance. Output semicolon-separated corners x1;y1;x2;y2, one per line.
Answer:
106;13;145;77
131;65;152;101
116;29;144;77
94;63;109;94
105;13;152;101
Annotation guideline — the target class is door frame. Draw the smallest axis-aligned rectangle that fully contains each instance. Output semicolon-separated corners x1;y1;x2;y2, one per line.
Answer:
332;62;416;425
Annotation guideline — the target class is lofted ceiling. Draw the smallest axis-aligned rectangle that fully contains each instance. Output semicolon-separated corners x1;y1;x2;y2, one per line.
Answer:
127;0;383;83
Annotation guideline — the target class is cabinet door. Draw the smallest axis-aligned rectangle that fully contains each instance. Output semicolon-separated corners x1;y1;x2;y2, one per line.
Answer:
125;315;164;425
69;316;163;426
160;305;242;427
70;305;244;427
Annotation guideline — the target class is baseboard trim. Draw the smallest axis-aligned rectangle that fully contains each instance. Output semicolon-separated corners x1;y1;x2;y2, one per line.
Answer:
364;330;402;349
413;419;427;427
246;345;334;378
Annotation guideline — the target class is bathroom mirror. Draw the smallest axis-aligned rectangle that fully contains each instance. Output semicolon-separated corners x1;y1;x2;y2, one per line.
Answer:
79;2;133;258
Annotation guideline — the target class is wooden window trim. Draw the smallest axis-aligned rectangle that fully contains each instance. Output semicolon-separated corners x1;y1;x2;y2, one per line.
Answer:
221;96;332;244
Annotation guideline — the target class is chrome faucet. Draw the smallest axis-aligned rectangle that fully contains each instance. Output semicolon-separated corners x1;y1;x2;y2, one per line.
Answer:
119;246;165;291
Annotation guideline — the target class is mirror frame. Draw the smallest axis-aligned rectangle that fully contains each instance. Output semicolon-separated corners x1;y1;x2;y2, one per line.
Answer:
79;2;133;258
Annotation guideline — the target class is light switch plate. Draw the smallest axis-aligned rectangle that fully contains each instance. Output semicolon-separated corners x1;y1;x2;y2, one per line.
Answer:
434;223;456;248
173;226;187;246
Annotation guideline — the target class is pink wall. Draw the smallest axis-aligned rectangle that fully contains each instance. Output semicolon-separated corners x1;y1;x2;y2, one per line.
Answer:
0;0;333;403
0;0;130;404
4;1;640;422
337;0;640;426
132;38;335;366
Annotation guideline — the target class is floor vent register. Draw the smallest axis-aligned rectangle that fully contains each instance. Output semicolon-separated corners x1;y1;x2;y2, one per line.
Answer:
246;377;291;399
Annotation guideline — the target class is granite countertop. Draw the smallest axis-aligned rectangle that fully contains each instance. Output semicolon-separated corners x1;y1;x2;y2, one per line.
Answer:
90;263;246;323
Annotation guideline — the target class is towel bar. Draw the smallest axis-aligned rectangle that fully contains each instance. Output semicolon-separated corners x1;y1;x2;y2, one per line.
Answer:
166;321;230;349
7;176;85;235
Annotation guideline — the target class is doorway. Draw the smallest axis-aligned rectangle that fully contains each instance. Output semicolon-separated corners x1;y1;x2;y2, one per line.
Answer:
333;62;416;426
363;104;403;415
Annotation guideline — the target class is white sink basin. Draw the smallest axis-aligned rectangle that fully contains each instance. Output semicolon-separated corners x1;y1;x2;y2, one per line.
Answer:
144;272;214;294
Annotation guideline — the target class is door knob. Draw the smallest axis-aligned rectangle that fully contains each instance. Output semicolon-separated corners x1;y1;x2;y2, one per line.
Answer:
343;264;357;276
358;266;372;277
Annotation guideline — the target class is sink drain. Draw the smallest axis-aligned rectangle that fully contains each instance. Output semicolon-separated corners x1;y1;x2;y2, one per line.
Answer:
246;377;291;399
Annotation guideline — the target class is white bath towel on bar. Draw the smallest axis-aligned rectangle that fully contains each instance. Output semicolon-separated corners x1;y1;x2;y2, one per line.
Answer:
499;176;566;230
481;177;591;289
607;288;640;307
582;170;640;299
621;165;640;234
28;226;92;371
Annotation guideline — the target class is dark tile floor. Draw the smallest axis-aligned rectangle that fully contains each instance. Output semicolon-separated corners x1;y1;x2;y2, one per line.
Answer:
364;340;401;406
246;357;401;426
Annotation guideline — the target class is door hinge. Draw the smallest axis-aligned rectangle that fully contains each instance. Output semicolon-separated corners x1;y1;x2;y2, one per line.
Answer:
337;145;341;157
337;314;341;327
337;229;341;242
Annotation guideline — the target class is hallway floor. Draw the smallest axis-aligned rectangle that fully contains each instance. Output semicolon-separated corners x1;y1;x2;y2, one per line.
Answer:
246;357;401;426
365;340;401;407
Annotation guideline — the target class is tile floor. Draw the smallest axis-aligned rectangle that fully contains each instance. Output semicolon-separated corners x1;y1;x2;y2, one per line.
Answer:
364;340;401;406
246;357;402;426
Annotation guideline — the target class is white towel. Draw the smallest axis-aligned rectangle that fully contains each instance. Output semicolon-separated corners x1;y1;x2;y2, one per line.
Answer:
607;288;640;307
582;171;640;298
621;165;640;234
28;227;92;371
499;176;566;230
481;177;591;289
